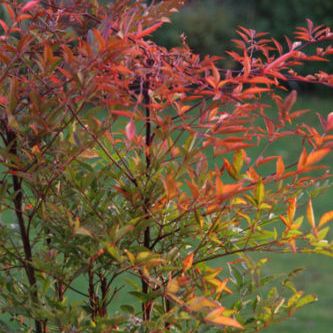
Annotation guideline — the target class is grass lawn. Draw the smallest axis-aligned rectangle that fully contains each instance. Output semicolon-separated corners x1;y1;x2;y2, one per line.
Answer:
263;253;333;333
250;93;333;333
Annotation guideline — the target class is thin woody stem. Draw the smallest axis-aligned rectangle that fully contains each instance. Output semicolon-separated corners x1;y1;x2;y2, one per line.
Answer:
6;129;43;333
142;77;152;321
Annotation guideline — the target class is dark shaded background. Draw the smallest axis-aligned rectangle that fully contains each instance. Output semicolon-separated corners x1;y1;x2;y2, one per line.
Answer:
153;0;333;92
155;0;333;55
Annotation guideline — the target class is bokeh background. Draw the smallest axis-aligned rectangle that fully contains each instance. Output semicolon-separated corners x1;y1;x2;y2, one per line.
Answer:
155;0;333;62
153;1;333;332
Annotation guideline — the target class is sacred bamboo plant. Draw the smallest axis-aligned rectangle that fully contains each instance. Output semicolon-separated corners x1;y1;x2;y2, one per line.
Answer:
1;1;333;332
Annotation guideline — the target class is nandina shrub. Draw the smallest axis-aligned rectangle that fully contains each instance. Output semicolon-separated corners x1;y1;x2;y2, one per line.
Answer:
1;1;333;332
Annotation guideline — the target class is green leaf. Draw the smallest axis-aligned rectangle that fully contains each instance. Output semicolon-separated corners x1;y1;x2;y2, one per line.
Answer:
296;294;317;308
74;227;93;238
255;179;265;205
106;244;123;262
120;305;135;314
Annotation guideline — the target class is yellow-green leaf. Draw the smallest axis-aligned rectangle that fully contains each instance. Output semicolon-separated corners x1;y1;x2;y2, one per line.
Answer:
255;179;265;205
306;199;316;229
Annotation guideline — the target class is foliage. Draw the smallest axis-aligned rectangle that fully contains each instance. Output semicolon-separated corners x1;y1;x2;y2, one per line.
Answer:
154;0;333;81
0;1;333;332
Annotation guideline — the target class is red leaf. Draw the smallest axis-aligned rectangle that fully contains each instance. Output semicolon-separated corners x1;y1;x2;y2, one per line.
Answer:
243;50;251;78
3;4;15;21
242;87;271;95
212;64;220;83
265;50;297;71
326;112;333;131
0;96;8;106
134;21;164;39
283;90;297;115
0;19;8;33
256;155;277;167
110;110;133;118
21;0;40;13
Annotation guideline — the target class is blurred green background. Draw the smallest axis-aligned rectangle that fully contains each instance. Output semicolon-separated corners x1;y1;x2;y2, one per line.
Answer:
154;1;333;332
155;0;333;58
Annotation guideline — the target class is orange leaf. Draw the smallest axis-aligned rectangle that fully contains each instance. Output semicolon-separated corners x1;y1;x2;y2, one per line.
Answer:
297;148;307;171
319;211;333;227
162;174;178;199
215;278;232;295
276;156;285;176
306;199;316;229
211;64;221;83
256;155;277;167
280;215;291;228
216;183;243;202
305;148;330;166
242;87;271;95
186;181;200;199
205;307;243;329
289;239;297;253
206;76;217;88
216;177;224;197
182;253;194;272
288;197;297;222
224;159;238;179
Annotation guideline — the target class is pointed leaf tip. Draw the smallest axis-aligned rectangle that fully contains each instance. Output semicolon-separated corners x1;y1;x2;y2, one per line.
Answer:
305;148;330;166
306;199;316;229
183;252;194;272
319;210;333;227
205;307;243;329
125;119;136;141
326;112;333;131
21;0;40;12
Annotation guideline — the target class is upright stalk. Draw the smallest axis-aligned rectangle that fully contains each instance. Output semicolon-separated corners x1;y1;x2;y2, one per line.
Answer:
88;265;98;321
6;129;42;333
142;78;152;321
99;272;108;317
